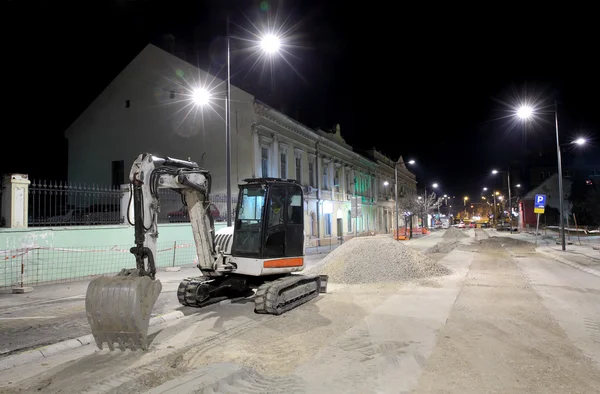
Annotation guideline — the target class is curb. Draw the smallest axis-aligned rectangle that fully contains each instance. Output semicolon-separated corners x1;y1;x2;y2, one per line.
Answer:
536;248;600;278
0;310;185;372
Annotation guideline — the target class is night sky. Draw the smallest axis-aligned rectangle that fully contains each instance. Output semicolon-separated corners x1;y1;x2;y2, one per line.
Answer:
6;1;599;199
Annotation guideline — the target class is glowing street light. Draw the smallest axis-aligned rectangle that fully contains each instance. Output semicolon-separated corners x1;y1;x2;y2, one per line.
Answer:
491;169;499;175
516;105;533;119
192;88;211;106
574;137;586;145
483;187;488;191
408;159;416;164
516;184;521;187
432;183;439;188
383;181;389;186
260;34;281;54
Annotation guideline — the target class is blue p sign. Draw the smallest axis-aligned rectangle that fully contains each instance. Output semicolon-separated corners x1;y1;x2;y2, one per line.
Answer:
534;194;546;208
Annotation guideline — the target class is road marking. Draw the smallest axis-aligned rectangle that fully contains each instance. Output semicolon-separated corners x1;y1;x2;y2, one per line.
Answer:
0;316;59;320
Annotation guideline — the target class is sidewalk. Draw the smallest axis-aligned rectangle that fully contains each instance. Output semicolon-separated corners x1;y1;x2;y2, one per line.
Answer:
484;229;600;277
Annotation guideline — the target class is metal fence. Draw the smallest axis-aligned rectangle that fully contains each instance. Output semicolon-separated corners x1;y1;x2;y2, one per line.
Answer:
4;180;239;227
28;180;124;227
0;241;198;289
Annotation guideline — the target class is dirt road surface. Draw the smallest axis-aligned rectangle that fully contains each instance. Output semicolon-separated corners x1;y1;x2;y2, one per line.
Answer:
1;230;599;393
0;254;329;357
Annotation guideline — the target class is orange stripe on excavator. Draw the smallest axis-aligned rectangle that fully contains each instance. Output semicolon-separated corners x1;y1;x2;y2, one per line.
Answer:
263;257;304;269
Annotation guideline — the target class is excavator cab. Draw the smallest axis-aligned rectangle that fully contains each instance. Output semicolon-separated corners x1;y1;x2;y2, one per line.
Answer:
232;178;304;260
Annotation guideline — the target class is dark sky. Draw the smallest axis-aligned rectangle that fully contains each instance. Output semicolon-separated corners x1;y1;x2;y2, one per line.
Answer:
5;1;600;199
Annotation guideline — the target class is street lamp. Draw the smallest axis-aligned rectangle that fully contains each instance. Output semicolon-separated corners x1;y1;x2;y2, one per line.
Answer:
393;158;415;240
492;168;514;232
483;187;488;191
516;102;568;249
574;137;586;146
194;25;282;227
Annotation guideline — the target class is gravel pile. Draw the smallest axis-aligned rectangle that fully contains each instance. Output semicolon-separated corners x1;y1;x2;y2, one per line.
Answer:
478;237;535;250
443;227;468;239
426;240;460;254
309;237;452;284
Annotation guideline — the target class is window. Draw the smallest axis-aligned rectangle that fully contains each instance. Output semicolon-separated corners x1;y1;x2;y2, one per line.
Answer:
280;152;287;178
111;160;124;187
295;156;302;182
334;167;340;193
309;161;315;187
261;147;269;177
324;213;332;235
125;100;130;108
347;210;352;232
346;171;353;194
310;212;316;236
323;163;329;190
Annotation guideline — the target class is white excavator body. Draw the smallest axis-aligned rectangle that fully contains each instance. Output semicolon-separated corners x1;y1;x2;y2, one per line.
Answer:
85;153;327;351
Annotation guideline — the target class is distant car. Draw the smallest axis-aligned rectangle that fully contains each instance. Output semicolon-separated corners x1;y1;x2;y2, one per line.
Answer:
481;222;490;228
457;222;465;229
469;221;477;228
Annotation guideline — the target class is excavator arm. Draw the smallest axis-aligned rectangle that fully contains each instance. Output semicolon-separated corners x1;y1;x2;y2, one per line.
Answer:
85;153;222;351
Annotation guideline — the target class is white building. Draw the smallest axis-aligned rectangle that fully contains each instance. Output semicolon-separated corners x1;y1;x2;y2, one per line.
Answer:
64;43;417;243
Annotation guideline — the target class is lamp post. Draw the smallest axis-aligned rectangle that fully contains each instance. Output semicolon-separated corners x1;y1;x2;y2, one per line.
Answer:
492;168;513;232
422;182;438;229
394;158;415;240
515;103;588;250
192;27;281;227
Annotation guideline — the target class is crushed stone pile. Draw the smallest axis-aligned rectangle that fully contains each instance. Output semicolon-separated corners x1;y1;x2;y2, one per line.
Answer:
309;237;452;284
478;236;535;250
443;227;468;239
426;240;460;254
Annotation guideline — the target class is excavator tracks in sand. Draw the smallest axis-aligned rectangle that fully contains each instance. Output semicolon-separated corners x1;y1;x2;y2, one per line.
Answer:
177;274;328;315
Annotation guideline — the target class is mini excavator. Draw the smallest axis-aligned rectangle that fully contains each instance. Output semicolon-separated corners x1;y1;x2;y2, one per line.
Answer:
85;153;328;351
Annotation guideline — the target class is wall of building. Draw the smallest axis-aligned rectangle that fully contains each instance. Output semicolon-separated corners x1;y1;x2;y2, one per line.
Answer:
64;44;418;247
65;44;255;197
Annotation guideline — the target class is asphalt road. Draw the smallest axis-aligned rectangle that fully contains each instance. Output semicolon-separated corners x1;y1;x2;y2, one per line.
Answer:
0;253;329;356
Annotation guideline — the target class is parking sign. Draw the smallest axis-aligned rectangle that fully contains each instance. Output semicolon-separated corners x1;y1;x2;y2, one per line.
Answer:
534;194;546;214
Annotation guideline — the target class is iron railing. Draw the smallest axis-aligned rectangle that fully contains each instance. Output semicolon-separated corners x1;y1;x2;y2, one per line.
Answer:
0;179;239;228
28;181;124;227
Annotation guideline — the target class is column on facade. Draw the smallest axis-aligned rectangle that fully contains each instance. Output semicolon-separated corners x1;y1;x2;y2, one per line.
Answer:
252;125;260;178
271;134;279;177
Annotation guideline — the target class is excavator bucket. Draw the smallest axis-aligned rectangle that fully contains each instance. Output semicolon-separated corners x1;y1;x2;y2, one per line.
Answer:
85;275;162;351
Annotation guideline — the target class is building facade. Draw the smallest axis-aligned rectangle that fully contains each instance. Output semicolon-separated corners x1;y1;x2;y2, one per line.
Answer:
64;44;417;243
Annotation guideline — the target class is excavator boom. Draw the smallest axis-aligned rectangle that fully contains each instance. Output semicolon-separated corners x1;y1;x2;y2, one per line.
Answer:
85;153;219;351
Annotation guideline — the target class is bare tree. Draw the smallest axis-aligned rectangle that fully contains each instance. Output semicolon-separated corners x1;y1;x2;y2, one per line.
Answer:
417;192;442;215
397;190;421;215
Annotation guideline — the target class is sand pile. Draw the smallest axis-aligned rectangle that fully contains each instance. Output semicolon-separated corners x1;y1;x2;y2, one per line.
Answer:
309;237;452;284
443;227;468;239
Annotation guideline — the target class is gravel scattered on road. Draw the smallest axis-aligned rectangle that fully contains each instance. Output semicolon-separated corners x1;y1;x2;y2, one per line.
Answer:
478;236;535;251
426;240;460;254
443;227;468;239
309;237;452;284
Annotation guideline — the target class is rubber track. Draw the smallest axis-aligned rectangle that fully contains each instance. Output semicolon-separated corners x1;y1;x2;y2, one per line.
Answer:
254;274;321;315
177;277;228;308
